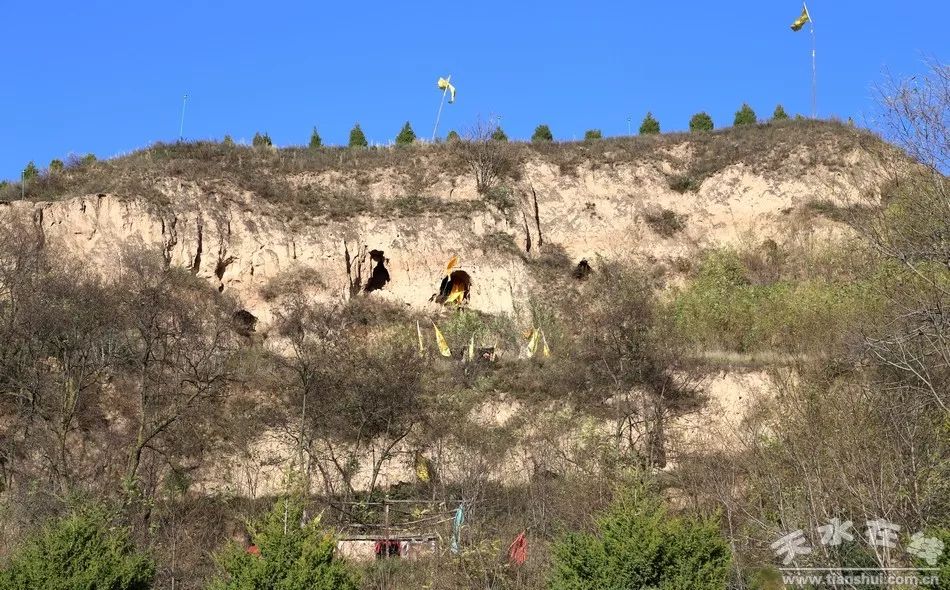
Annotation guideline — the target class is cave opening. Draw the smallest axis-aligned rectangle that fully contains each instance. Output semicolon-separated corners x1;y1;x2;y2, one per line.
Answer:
232;309;258;336
573;259;592;280
435;270;471;305
364;249;391;293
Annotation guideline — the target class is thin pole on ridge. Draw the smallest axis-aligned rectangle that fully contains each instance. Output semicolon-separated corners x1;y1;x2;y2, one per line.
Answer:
432;75;450;142
178;94;188;142
805;2;816;118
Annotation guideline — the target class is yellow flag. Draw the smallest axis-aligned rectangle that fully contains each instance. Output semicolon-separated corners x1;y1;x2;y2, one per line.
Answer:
444;283;466;305
415;453;431;483
540;329;551;358
437;77;457;103
433;323;452;357
790;4;810;31
444;254;459;276
416;321;425;355
525;329;540;357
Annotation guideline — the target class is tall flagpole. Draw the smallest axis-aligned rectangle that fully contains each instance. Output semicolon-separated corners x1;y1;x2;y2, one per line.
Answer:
178;94;188;142
805;2;816;118
432;75;450;141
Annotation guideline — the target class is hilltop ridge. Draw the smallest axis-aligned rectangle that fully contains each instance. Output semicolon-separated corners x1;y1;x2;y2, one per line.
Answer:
0;120;888;319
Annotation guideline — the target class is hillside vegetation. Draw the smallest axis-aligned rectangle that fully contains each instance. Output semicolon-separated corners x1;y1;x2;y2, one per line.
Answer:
0;64;946;590
4;119;874;214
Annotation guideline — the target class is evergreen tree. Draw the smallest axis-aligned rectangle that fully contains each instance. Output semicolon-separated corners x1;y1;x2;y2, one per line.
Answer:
772;104;789;121
734;103;757;126
689;112;714;133
446;130;461;142
252;132;272;147
639;112;661;135
80;153;96;166
395;121;416;145
0;504;155;590
309;127;322;148
550;483;731;590
48;159;65;173
491;127;508;142
209;496;359;590
349;123;368;148
22;161;38;181
532;124;554;142
584;129;603;141
222;134;235;147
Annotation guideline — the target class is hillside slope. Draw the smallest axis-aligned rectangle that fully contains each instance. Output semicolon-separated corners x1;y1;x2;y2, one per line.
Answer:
2;120;881;321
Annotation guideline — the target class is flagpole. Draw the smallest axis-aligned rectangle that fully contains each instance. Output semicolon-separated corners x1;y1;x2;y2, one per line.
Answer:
810;25;816;118
178;94;188;142
432;75;450;142
805;2;816;118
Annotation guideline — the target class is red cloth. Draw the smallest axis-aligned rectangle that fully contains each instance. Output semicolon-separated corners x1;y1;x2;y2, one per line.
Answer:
507;531;527;566
246;544;260;556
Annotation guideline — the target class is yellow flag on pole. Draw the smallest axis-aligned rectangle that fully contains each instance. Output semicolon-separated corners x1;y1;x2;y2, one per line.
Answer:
433;323;452;357
417;321;425;355
444;255;459;276
540;329;551;358
468;333;476;362
415;453;431;482
525;329;540;357
437;77;457;103
790;4;810;31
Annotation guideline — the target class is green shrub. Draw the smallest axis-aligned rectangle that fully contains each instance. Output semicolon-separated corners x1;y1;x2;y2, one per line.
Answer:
349;123;368;148
252;132;272;148
222;134;235;147
734;103;757;126
209;496;359;590
309;127;322;148
584;129;603;141
670;249;883;353
550;483;731;590
22;161;38;181
80;153;96;166
912;528;950;587
532;124;554;142
639;112;660;135
772;104;789;121
48;159;65;173
446;130;460;142
689;112;714;133
395;121;416;145
491;127;508;142
0;504;155;590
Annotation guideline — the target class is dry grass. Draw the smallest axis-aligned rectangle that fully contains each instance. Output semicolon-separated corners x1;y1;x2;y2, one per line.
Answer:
643;208;687;237
1;120;884;215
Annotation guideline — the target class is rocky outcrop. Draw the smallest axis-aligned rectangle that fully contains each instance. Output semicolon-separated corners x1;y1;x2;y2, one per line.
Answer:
2;145;860;323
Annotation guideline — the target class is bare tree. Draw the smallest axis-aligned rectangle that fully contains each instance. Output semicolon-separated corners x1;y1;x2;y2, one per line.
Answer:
859;60;950;411
452;116;519;194
272;298;428;503
558;261;704;469
114;250;241;499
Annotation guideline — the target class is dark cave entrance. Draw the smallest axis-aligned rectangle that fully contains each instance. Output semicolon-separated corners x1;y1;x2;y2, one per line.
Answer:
573;259;592;280
232;309;258;337
435;270;471;305
364;249;391;292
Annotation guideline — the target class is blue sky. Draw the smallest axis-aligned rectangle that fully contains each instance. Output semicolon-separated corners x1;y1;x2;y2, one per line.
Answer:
2;1;947;180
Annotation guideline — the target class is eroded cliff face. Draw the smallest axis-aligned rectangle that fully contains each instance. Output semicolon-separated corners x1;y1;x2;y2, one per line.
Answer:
0;133;874;496
2;146;860;324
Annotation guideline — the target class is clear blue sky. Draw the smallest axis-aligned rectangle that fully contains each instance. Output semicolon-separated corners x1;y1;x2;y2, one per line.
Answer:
2;1;947;180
